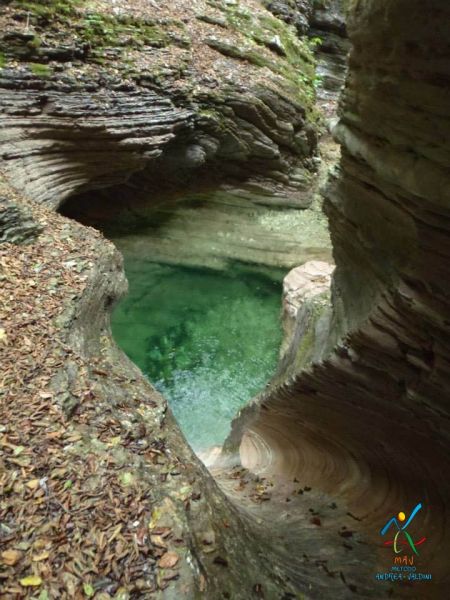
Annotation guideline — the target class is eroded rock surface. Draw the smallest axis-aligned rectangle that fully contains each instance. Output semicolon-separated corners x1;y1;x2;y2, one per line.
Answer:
0;196;42;244
280;260;334;358
0;1;331;598
310;0;349;114
0;0;321;208
262;0;313;36
227;0;450;597
61;184;331;272
263;0;350;116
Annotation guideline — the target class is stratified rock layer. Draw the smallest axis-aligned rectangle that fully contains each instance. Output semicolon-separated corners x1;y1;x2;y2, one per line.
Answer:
263;0;350;115
0;88;192;208
229;1;450;597
0;1;329;598
310;0;349;112
0;0;320;208
0;195;42;243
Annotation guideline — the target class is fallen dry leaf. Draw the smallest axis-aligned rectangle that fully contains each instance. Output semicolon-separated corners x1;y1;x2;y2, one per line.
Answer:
1;550;22;566
158;551;179;569
19;575;43;587
151;535;167;549
26;479;40;490
32;551;50;562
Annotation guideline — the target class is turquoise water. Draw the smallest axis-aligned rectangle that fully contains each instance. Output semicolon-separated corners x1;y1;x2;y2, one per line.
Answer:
111;258;283;451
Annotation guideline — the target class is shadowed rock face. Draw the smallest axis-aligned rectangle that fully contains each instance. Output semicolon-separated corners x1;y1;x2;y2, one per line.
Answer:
262;0;313;35
310;0;349;111
229;0;450;596
0;195;43;243
263;0;350;113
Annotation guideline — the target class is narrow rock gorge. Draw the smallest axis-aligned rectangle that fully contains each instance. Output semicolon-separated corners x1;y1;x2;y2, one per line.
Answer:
0;1;449;599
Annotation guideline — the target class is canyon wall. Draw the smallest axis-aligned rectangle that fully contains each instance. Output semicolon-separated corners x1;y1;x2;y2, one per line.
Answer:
1;179;302;598
0;0;321;209
263;0;349;113
231;0;450;596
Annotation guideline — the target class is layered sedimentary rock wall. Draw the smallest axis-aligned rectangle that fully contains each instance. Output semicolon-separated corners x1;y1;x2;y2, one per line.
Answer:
0;0;321;209
310;0;349;113
231;0;450;596
263;0;349;114
0;88;192;208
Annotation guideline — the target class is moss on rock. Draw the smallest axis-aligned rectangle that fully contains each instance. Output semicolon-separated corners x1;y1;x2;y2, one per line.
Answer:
5;0;189;66
206;0;318;118
28;61;52;76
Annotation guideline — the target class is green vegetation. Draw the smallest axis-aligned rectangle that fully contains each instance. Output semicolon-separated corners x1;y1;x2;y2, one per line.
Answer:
291;293;329;371
28;62;52;76
0;53;6;68
10;0;189;64
308;36;323;49
78;13;172;50
9;0;316;119
205;0;318;117
12;0;82;19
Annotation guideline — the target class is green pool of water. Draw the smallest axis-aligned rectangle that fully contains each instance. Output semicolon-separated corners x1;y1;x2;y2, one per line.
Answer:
111;258;283;451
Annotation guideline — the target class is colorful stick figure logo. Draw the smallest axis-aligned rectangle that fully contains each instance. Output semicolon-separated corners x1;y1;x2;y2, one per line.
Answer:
380;502;426;555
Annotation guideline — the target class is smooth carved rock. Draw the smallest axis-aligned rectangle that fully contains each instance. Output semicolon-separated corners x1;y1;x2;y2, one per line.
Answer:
228;0;450;596
0;179;306;599
2;0;449;597
282;260;334;321
278;260;334;374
